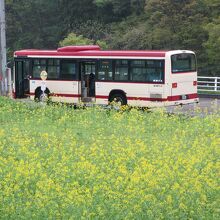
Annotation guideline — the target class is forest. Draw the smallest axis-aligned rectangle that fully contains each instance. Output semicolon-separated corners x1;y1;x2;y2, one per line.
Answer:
5;0;220;76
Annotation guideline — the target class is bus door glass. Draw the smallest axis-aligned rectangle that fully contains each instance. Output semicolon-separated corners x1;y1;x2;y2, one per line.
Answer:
15;60;30;98
80;61;96;102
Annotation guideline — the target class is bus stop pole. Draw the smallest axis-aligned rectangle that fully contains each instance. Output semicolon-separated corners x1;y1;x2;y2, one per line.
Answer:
0;0;7;96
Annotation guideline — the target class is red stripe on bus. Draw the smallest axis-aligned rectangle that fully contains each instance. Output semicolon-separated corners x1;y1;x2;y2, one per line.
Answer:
29;93;198;102
127;97;167;101
15;50;167;58
96;80;164;84
167;93;198;101
29;93;80;98
51;94;81;98
96;93;198;102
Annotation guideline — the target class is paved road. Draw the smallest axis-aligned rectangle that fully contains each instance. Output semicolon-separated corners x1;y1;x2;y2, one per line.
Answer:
166;98;220;115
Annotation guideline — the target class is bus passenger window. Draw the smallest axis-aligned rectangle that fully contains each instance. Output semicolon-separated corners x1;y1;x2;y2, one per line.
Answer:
146;60;164;83
60;61;77;80
47;66;60;79
115;60;128;81
130;60;147;82
98;60;113;80
131;67;147;81
33;59;46;78
147;68;161;82
47;59;60;79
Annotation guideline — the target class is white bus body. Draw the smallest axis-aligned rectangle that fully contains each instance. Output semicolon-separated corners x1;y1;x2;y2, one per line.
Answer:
14;46;198;107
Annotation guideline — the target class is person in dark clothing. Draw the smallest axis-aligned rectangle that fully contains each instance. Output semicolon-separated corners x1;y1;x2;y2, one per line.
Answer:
89;72;95;97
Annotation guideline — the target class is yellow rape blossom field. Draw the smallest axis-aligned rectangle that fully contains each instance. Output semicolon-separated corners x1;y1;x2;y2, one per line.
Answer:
0;97;219;219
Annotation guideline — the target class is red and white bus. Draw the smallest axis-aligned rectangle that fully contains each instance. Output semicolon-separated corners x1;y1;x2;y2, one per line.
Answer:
13;45;198;107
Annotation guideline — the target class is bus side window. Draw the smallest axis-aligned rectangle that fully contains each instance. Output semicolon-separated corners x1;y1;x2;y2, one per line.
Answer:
60;61;77;80
115;60;128;81
98;60;113;81
33;59;46;78
130;60;146;82
47;59;60;79
146;60;164;83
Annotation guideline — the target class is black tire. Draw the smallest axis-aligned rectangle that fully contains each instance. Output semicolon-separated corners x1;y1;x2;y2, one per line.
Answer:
109;93;127;106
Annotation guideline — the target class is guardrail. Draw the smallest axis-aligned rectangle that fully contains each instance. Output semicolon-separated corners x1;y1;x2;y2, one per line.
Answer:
197;76;220;92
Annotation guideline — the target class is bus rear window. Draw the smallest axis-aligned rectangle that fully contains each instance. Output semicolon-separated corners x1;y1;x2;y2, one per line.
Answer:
171;53;196;73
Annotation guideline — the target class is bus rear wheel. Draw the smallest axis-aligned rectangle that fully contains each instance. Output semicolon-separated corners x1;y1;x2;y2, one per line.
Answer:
109;93;127;108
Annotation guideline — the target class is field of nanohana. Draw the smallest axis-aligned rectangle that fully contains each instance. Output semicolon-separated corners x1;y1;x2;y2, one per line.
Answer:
0;97;219;219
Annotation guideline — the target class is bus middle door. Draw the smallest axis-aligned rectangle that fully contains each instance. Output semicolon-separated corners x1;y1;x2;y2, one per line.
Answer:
80;61;96;103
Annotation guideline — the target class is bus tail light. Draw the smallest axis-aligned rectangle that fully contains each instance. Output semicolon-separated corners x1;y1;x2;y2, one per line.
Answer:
172;83;177;88
193;81;197;86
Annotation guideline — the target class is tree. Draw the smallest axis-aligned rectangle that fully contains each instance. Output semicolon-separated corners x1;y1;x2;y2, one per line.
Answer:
4;0;220;75
204;0;220;18
59;33;93;47
144;0;210;74
59;0;101;30
59;33;108;49
71;20;110;43
94;0;145;17
203;17;220;76
6;0;64;51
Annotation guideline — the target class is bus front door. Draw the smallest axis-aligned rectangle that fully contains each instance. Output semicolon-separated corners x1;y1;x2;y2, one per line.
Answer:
80;61;96;102
15;60;30;98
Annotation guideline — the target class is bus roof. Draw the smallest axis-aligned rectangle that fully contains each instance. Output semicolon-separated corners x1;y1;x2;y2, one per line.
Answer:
14;45;174;59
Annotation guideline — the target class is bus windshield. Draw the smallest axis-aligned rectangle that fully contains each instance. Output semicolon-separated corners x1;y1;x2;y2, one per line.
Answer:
171;53;196;73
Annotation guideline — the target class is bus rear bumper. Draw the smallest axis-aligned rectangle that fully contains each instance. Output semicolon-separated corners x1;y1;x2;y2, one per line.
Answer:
169;98;199;106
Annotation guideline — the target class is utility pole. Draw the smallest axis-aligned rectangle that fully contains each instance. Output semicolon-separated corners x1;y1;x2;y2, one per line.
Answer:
0;0;6;96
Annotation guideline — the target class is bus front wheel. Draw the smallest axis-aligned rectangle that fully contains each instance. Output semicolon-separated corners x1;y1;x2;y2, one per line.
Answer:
109;93;127;107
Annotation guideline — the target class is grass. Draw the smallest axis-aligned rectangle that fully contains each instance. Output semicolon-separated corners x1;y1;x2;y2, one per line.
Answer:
198;90;220;95
0;97;219;219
